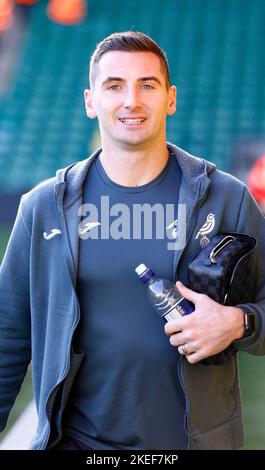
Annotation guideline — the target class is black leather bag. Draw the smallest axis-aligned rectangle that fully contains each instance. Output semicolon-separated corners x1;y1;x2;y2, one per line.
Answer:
188;232;257;365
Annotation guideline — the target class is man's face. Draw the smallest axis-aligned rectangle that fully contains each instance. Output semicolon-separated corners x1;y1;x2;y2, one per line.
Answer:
84;51;176;150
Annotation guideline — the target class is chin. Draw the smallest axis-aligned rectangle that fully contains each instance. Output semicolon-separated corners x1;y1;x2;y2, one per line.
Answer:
117;135;151;148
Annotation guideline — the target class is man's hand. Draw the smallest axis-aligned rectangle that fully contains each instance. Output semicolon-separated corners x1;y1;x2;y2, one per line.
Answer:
164;281;245;364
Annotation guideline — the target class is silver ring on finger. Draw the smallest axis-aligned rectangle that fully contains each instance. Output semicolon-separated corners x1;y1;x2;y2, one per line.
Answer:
179;344;188;355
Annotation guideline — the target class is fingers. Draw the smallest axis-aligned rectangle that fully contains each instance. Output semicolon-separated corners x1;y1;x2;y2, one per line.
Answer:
178;343;214;364
176;281;200;304
164;319;182;336
178;344;188;355
169;332;186;347
178;343;196;358
167;329;202;363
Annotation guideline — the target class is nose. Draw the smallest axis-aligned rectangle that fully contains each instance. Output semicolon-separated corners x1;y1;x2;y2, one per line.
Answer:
123;88;141;110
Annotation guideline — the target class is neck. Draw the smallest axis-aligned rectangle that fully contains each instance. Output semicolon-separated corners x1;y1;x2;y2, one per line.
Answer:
99;142;169;187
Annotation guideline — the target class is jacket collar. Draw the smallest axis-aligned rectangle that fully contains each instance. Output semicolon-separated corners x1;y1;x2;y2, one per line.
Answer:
54;142;216;209
167;142;215;200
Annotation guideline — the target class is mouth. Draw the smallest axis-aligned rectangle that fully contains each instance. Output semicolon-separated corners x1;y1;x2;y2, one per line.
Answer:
118;117;147;126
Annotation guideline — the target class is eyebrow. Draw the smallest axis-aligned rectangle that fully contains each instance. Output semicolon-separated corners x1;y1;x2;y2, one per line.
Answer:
101;76;163;87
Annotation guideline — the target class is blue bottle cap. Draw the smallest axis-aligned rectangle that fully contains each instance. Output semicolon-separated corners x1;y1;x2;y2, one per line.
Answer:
135;263;155;284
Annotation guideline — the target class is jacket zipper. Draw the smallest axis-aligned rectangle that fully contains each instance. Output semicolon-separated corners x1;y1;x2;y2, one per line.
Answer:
174;184;210;451
41;185;80;449
178;356;191;449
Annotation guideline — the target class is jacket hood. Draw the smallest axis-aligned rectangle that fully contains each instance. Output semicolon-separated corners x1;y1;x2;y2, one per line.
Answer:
55;142;216;209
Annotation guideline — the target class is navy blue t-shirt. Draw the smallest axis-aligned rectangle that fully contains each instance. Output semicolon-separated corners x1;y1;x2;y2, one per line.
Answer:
63;153;188;450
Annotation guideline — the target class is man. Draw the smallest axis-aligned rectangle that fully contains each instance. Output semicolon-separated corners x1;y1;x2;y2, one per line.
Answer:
0;31;265;451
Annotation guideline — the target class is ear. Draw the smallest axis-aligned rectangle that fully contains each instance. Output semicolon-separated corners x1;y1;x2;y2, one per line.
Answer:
167;85;177;116
84;89;97;119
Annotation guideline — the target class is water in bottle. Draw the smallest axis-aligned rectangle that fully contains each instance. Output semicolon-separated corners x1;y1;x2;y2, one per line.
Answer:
135;263;194;322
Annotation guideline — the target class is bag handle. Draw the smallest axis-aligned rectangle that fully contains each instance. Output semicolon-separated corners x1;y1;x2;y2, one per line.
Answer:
210;235;236;263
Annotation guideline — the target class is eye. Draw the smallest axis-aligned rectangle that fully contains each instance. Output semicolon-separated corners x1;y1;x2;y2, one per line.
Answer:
107;84;121;90
141;84;154;90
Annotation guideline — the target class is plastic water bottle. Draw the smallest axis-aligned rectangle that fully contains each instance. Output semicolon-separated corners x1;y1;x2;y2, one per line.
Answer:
135;263;194;321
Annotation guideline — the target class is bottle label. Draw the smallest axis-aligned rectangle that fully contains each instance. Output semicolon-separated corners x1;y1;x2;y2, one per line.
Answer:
164;308;182;322
163;297;194;321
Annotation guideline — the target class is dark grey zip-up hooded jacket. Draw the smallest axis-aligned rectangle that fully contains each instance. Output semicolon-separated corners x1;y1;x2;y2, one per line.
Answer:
0;143;264;450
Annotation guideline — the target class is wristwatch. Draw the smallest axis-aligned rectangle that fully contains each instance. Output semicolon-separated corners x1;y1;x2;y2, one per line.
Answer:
243;309;255;338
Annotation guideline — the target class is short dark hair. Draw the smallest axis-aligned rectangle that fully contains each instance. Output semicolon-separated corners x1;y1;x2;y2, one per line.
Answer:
89;31;170;89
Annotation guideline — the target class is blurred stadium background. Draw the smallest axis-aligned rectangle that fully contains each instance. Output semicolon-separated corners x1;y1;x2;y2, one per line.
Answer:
0;0;265;449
